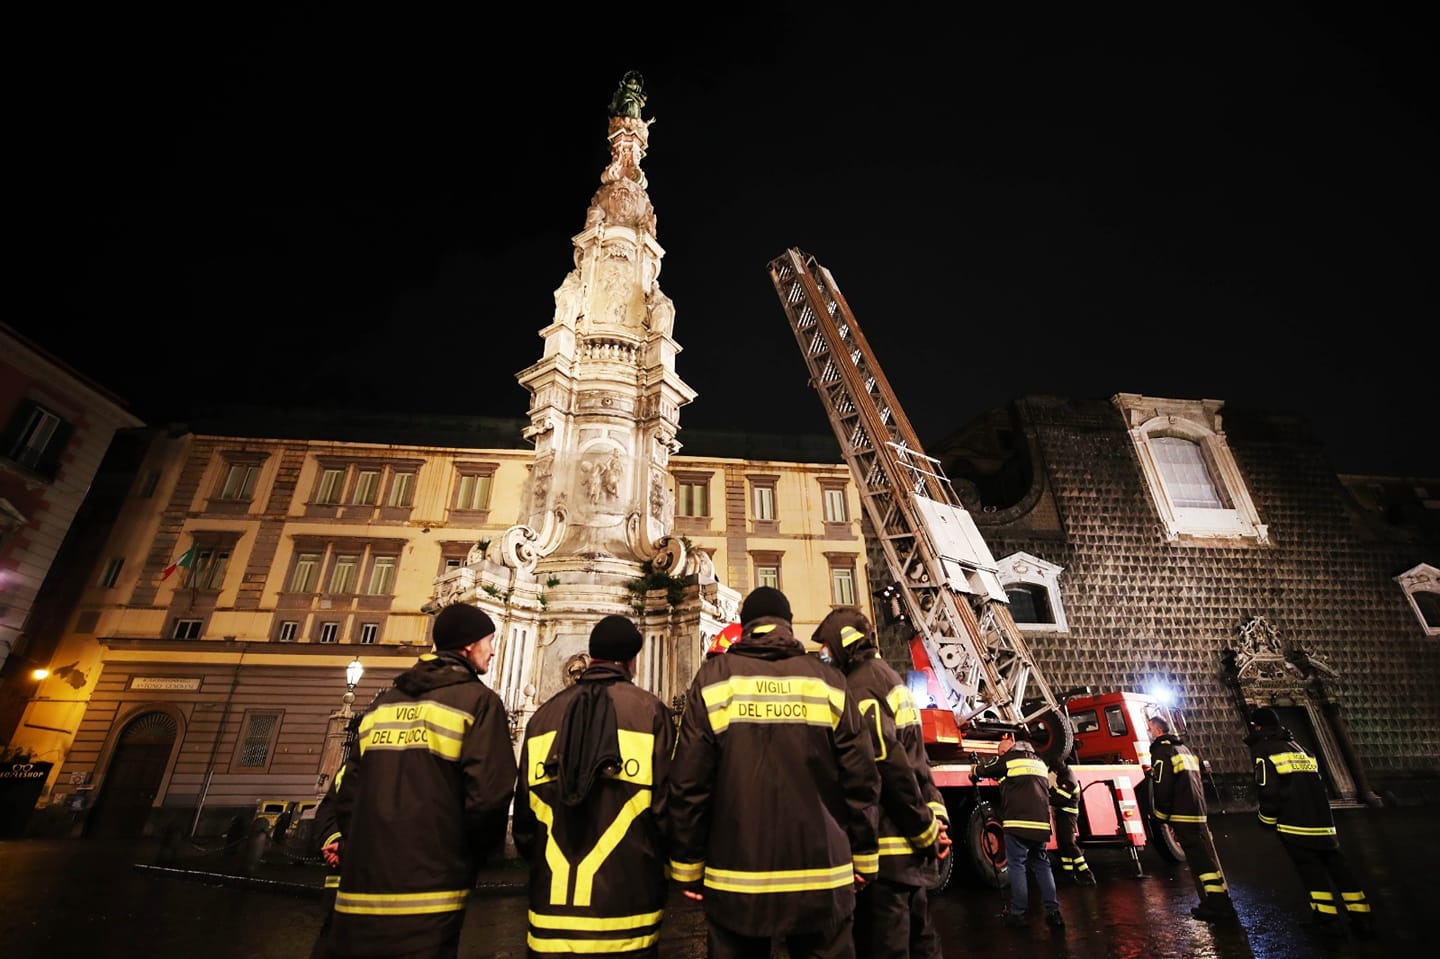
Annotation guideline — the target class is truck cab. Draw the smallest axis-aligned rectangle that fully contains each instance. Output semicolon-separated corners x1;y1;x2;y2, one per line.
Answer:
1066;689;1185;770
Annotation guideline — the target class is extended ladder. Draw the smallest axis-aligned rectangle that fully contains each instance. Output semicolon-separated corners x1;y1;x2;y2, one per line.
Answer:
766;247;1063;734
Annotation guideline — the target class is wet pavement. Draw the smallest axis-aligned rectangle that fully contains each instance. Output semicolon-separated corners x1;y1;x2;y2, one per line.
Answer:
1;805;1427;958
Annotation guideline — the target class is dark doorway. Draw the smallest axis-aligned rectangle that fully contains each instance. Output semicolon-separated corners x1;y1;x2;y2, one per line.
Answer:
85;712;177;838
1271;705;1337;800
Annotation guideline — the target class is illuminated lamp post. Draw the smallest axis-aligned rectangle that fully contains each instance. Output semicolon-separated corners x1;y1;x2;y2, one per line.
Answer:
317;655;364;795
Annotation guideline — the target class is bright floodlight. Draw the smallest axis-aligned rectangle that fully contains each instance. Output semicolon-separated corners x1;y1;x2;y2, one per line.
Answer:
1150;683;1177;707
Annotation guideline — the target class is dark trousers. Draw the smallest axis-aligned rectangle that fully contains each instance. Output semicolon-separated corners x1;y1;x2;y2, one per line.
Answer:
1053;812;1091;879
708;914;854;959
1281;839;1370;920
1171;821;1231;906
854;878;942;959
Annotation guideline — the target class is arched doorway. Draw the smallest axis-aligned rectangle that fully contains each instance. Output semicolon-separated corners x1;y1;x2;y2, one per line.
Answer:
1222;616;1376;806
85;711;178;838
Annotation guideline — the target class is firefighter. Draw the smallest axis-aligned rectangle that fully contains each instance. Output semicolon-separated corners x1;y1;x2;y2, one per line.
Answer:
1147;715;1238;923
667;586;881;959
1245;707;1373;937
814;606;950;959
512;615;676;956
974;729;1064;930
1048;758;1096;885
329;604;516;959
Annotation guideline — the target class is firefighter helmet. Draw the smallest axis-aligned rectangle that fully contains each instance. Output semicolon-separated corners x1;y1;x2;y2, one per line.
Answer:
706;623;743;658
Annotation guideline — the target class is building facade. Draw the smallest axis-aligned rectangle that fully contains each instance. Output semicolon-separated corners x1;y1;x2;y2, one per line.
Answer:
0;322;143;726
929;392;1439;806
2;416;867;837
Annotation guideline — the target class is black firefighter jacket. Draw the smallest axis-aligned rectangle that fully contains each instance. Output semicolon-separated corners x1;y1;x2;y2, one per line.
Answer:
975;741;1052;843
828;637;943;887
512;660;677;956
1246;726;1339;848
1148;734;1209;825
330;651;516;959
667;618;881;938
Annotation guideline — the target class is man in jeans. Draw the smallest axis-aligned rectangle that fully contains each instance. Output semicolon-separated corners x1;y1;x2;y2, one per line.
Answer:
974;729;1064;931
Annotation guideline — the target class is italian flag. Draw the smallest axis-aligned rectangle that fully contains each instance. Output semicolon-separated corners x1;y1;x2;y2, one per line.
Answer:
161;544;197;582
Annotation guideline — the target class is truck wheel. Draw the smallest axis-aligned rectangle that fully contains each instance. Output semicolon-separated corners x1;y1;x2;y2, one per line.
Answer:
1146;818;1187;863
1024;705;1075;765
963;800;1007;889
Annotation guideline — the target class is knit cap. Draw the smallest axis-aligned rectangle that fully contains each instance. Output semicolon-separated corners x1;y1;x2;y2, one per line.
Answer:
432;604;496;651
589;615;643;662
739;586;792;625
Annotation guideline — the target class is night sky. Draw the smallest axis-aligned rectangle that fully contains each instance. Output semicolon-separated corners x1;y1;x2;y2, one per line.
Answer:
16;5;1437;476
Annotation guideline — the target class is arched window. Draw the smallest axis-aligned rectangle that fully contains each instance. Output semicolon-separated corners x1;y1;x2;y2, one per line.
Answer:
1114;394;1268;544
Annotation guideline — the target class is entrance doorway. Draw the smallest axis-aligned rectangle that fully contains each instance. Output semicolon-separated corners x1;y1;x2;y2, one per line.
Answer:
85;711;177;838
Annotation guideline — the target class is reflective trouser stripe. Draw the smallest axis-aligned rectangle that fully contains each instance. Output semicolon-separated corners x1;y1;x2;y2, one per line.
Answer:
1198;870;1228;894
1310;890;1339;915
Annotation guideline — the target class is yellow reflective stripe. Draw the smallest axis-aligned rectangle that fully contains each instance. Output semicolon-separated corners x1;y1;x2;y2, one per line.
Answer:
1059;805;1079;815
1312;902;1340;915
1006;757;1049;778
323;830;343;846
670;860;704;883
335;888;468;915
612;729;656;786
705;863;855;893
358;700;473;761
1168;813;1207;824
909;818;939;848
859;698;887;761
528;931;661;954
522;730;655;907
528;909;664;931
324;875;340;889
1169;753;1200;773
1004;819;1052;831
1054;784;1077;800
853;851;878;874
887;685;921;729
1341;892;1368;903
928;801;948;821
878;836;915;856
838;625;865;648
1345;903;1372;914
1271;751;1320;774
701;675;844;733
522;732;570;904
1258;812;1278;825
1278;823;1337;838
1154;809;1172;821
526;731;558;785
1253;757;1268;787
574;788;651;906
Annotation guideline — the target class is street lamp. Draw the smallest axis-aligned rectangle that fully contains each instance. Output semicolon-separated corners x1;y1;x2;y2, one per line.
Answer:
342;655;364;715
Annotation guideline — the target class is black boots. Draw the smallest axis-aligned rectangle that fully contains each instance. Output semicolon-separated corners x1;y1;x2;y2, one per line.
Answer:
1191;897;1239;924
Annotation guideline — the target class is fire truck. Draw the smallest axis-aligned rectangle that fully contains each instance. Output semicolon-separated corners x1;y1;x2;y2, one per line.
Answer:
766;249;1186;889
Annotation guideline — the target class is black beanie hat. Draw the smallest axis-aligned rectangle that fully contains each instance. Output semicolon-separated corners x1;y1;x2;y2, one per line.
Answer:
432;604;496;651
1249;707;1281;729
740;586;792;624
590;615;643;662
